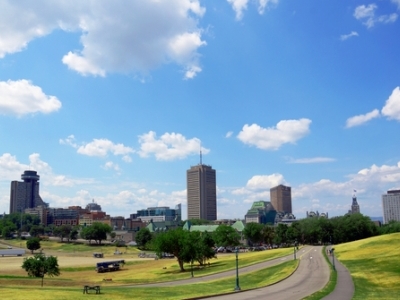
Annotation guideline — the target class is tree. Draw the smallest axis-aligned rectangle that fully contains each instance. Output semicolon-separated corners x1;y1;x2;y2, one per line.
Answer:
80;222;112;245
26;237;41;254
243;223;264;246
22;253;60;287
53;225;73;242
152;228;192;272
30;225;45;238
213;225;240;247
135;228;153;249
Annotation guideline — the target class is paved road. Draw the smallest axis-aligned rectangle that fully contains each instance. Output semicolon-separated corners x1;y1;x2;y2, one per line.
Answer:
201;246;330;300
128;247;311;288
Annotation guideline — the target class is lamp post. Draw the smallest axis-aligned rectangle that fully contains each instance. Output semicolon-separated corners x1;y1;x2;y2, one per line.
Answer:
234;247;241;291
294;240;297;260
331;248;336;271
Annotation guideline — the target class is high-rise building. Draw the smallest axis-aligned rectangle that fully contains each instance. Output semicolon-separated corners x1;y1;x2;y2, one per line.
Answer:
9;170;46;214
187;163;217;221
270;184;292;214
131;204;182;223
382;190;400;224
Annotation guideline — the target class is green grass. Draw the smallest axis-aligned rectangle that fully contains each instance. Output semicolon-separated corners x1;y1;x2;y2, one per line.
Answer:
0;259;298;300
334;232;400;299
303;246;337;300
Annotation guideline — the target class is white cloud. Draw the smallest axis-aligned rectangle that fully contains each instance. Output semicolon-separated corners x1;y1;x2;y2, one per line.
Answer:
287;157;336;164
393;0;400;9
77;139;134;158
381;86;400;121
340;31;359;41
0;152;93;187
354;4;397;28
59;135;78;148
62;52;106;77
227;0;278;20
225;131;233;138
0;1;206;79
60;136;134;160
103;161;121;173
246;174;286;190
0;79;61;116
138;131;209;161
345;109;380;128
237;119;311;150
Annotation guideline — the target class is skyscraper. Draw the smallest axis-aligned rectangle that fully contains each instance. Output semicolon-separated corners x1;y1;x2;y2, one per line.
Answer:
187;163;217;221
9;170;46;214
382;190;400;224
270;184;292;213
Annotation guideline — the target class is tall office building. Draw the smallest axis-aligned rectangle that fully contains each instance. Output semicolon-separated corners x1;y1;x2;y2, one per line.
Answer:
270;184;292;214
187;163;217;221
9;170;46;214
382;190;400;224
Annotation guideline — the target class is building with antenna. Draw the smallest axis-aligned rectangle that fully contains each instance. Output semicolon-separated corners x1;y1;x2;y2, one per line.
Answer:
9;170;46;214
186;151;217;221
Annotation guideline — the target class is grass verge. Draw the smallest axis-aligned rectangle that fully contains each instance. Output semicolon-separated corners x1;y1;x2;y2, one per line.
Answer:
334;232;400;300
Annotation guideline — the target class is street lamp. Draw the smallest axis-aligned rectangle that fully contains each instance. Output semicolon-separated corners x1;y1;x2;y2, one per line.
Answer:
234;247;241;291
331;248;336;271
294;240;297;260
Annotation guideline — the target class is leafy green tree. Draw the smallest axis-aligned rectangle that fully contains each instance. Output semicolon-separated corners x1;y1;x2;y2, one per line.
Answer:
2;226;14;239
262;225;275;245
26;237;41;254
189;231;216;266
80;222;112;245
273;223;289;245
135;228;153;249
22;253;60;286
69;227;79;241
243;222;264;246
153;228;197;272
213;225;240;247
30;225;45;238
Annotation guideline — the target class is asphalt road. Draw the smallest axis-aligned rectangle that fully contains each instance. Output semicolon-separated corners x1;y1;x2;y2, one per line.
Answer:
200;246;330;300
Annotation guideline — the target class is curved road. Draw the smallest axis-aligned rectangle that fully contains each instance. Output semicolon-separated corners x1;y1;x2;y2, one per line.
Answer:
130;246;331;300
203;246;330;300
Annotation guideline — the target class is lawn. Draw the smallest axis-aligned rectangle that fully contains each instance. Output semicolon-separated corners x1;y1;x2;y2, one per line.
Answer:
334;232;400;299
0;259;298;300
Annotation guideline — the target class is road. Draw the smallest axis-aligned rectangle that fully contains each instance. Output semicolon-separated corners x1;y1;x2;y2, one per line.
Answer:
200;246;330;300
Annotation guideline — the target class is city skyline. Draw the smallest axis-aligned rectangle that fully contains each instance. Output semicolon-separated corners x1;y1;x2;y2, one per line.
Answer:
1;1;400;220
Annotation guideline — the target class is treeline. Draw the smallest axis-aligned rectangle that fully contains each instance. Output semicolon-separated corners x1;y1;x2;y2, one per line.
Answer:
245;213;400;246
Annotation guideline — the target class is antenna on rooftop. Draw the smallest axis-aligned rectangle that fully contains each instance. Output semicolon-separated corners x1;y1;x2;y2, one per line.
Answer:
200;143;202;165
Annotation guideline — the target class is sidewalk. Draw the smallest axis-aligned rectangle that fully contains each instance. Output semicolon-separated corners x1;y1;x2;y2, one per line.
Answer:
322;256;354;300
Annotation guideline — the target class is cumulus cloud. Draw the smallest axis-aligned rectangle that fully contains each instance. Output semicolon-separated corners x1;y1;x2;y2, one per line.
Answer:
354;4;397;28
103;161;121;173
340;31;359;41
381;86;400;121
0;1;206;79
237;119;311;150
60;136;134;160
0;152;92;187
345;109;380;128
287;157;336;164
246;174;286;190
227;0;279;20
138;131;209;161
77;139;134;158
0;79;61;116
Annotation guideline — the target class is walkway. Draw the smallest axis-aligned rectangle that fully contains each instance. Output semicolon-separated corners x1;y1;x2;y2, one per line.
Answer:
322;255;354;300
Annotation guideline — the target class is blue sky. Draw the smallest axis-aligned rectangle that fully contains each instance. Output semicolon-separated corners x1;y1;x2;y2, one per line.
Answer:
1;0;400;220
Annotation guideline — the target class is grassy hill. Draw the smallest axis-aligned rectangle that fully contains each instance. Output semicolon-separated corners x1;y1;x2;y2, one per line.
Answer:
335;232;400;299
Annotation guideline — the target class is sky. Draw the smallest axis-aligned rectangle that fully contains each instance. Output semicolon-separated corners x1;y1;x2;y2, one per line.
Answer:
1;0;400;221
